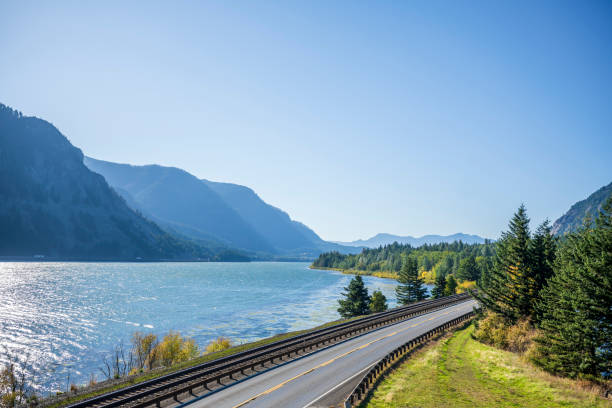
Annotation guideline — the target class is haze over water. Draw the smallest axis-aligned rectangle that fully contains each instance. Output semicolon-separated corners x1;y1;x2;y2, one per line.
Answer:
0;262;402;394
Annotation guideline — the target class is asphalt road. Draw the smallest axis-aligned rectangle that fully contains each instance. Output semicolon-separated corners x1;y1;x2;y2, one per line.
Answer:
185;299;477;408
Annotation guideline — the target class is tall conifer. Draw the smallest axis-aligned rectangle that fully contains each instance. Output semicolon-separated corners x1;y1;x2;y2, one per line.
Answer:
457;256;479;282
534;198;612;378
530;219;556;321
476;204;534;322
431;273;446;299
396;257;428;304
444;275;458;296
337;275;371;318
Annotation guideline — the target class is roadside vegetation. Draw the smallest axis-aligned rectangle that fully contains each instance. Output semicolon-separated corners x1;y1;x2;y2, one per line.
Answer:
476;200;611;383
363;323;611;408
363;199;612;406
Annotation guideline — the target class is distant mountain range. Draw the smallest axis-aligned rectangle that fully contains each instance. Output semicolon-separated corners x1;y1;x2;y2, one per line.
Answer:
552;181;612;236
0;102;359;260
85;158;357;258
334;232;487;248
10;100;605;261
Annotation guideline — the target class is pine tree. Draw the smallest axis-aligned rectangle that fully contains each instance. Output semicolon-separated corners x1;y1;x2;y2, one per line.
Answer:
396;257;428;304
475;204;535;322
534;198;612;379
529;219;556;322
475;255;492;288
431;273;446;299
444;275;458;296
456;256;479;282
369;290;388;313
337;275;371;318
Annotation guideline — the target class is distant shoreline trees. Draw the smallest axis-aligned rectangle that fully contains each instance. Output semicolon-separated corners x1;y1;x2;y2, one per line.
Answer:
312;240;495;299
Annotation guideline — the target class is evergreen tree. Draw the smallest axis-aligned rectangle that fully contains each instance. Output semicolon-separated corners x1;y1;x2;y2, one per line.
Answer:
369;290;388;313
337;275;371;318
456;256;479;282
475;204;535;322
431;273;446;299
444;275;458;296
396;257;428;304
530;219;556;321
534;199;612;379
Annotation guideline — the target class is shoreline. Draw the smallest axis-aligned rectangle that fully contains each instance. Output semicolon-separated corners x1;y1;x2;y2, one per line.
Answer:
309;265;399;280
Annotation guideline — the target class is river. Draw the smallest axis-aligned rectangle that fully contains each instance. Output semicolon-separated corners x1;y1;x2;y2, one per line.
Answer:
0;261;406;393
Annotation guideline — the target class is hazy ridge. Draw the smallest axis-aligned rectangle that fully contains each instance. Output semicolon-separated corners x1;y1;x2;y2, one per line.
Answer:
334;232;486;248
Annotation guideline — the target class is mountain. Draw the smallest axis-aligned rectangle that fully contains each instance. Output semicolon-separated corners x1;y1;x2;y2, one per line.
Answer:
203;180;326;253
84;158;274;253
552;181;612;236
204;181;361;256
0;104;217;260
335;232;487;248
85;158;359;258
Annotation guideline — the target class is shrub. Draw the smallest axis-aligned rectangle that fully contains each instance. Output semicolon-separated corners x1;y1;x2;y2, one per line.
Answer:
474;311;537;354
505;318;535;353
0;361;27;408
154;332;200;367
131;332;158;371
205;337;232;354
456;280;476;293
473;311;509;349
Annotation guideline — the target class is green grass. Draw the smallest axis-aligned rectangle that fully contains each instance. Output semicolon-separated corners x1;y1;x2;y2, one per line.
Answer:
48;315;363;407
363;323;611;408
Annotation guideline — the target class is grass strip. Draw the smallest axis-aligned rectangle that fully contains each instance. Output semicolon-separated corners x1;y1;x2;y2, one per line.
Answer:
363;323;611;408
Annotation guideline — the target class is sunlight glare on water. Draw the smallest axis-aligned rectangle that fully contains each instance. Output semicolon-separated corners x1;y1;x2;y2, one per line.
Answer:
0;262;403;394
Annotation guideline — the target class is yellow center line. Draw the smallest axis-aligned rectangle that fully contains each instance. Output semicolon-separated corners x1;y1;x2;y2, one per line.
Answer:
231;308;459;408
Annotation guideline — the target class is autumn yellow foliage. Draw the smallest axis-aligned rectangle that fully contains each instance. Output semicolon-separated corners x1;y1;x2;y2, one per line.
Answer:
456;280;476;293
205;337;232;354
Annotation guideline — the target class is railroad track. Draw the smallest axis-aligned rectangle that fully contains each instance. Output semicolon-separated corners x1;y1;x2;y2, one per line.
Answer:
66;293;472;408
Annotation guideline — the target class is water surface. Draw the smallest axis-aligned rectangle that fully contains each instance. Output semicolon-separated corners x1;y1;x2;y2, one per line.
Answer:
0;262;401;393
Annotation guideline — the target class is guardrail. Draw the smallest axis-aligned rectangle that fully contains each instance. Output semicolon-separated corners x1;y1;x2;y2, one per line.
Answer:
66;293;472;408
343;310;474;408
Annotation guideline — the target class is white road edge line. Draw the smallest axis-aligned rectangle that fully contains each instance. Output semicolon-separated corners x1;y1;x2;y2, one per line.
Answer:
301;360;379;408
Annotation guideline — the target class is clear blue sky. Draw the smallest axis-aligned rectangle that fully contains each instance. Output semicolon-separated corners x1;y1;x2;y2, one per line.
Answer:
1;1;611;241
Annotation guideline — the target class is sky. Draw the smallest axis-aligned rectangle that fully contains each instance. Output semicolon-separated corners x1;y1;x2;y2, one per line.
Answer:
1;1;611;241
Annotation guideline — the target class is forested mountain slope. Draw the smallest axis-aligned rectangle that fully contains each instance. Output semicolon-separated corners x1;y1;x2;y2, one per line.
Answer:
0;104;212;260
552;181;612;235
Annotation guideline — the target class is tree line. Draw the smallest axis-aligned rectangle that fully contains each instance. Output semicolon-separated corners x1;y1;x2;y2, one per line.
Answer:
476;200;611;381
313;240;495;284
